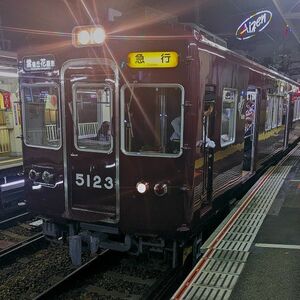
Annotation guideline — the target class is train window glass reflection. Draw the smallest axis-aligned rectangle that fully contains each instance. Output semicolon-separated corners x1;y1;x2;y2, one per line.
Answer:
121;84;184;157
73;84;112;153
293;100;300;121
220;88;237;147
271;96;278;128
277;97;283;126
22;84;61;149
265;95;273;131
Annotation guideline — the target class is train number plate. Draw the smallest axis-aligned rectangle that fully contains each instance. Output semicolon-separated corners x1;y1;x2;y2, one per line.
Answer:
75;173;114;190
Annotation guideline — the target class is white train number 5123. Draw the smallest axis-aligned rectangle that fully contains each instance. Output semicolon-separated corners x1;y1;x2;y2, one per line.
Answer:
75;173;114;190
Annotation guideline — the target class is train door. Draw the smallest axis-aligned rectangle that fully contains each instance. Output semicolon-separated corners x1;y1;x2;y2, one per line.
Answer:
202;85;216;204
243;88;258;172
62;59;119;222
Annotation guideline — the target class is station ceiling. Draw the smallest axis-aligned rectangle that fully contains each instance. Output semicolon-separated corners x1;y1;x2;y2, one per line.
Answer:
0;0;300;80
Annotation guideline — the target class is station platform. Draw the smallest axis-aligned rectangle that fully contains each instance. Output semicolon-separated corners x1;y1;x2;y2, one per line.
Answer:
0;156;22;171
172;144;300;300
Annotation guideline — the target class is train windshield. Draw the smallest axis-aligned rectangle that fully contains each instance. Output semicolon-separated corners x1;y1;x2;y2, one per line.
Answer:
73;83;112;153
121;84;184;157
22;84;61;149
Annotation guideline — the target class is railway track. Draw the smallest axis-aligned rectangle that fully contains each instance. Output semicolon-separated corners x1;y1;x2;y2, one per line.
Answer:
0;211;33;230
34;250;187;300
0;240;92;299
0;232;44;261
0;212;43;262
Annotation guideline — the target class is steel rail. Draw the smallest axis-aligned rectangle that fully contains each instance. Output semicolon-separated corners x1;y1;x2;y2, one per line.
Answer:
34;249;111;300
0;232;45;260
0;211;32;230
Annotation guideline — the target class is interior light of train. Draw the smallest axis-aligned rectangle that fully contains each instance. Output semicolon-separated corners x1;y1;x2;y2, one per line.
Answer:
72;25;106;47
128;51;178;68
136;181;149;194
22;55;55;72
236;10;272;40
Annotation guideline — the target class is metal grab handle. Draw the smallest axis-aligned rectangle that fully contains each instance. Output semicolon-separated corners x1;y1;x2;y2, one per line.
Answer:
32;180;63;190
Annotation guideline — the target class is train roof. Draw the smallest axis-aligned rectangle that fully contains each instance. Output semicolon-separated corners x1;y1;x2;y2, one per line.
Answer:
17;20;300;88
109;21;299;87
181;23;300;87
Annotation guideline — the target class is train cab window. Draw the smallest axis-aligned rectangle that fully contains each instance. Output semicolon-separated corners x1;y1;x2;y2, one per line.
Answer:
73;83;112;153
220;88;237;147
21;84;61;149
121;84;184;157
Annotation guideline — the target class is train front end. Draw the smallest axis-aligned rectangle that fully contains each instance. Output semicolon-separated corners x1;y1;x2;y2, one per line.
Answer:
20;24;196;264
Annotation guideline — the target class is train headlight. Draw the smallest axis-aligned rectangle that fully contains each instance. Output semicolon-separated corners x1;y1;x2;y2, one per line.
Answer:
154;183;168;197
92;27;106;44
78;30;90;45
72;25;106;47
136;181;149;194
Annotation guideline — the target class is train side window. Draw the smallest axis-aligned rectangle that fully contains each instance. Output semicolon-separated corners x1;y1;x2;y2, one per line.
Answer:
294;100;300;121
298;100;300;120
277;97;283;126
73;83;112;153
21;83;61;149
120;84;184;158
265;95;273;131
271;96;278;128
220;88;237;147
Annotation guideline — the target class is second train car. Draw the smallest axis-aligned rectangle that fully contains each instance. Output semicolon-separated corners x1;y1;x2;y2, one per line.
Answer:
19;21;300;265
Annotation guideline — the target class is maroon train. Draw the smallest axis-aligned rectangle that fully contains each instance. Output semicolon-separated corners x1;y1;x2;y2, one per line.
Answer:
19;21;300;265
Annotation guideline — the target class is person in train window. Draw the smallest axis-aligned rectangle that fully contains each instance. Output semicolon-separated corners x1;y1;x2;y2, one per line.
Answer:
169;116;181;153
203;104;216;149
96;121;111;142
244;99;255;137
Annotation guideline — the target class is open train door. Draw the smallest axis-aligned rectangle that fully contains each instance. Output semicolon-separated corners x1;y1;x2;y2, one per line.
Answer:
201;85;216;204
61;59;119;223
243;87;259;172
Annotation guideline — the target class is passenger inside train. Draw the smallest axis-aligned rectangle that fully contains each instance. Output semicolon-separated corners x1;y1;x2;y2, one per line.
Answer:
75;86;111;151
123;85;183;156
22;85;60;148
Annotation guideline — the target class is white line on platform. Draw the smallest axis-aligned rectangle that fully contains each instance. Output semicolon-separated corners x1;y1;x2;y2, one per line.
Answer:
255;243;300;250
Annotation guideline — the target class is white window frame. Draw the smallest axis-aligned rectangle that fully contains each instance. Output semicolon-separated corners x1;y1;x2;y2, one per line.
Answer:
21;82;62;150
120;83;185;158
72;82;113;154
220;88;237;147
